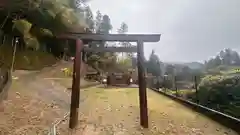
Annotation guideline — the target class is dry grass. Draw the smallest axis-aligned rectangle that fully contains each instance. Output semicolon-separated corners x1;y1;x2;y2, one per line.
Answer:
57;87;237;135
53;78;99;89
0;60;237;135
0;62;99;135
0;79;67;135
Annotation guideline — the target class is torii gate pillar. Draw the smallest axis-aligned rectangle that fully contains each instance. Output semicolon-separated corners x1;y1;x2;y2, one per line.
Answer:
69;39;82;129
137;41;148;128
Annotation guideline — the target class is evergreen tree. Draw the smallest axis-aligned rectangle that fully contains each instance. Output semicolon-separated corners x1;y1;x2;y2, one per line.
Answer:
146;50;162;76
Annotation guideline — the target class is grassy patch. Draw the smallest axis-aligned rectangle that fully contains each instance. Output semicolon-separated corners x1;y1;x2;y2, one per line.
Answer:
167;89;195;95
57;87;237;135
0;45;57;70
53;78;99;88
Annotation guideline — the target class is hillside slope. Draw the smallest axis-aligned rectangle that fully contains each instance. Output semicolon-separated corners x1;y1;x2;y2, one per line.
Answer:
0;62;98;134
0;45;57;70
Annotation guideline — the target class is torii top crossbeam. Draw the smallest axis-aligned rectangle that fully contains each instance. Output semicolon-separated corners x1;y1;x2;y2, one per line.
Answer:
59;32;161;42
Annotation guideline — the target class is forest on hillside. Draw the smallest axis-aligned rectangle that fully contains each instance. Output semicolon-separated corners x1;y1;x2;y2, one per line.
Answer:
144;48;240;119
0;0;134;71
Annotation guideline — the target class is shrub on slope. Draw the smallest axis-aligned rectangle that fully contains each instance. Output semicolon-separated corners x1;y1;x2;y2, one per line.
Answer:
198;75;240;118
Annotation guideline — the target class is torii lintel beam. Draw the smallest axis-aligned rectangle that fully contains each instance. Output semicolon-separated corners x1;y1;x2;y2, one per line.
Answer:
83;46;137;52
62;33;161;42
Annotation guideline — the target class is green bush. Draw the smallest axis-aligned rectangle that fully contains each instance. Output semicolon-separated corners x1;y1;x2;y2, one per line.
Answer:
205;69;222;75
12;19;32;35
197;75;240;118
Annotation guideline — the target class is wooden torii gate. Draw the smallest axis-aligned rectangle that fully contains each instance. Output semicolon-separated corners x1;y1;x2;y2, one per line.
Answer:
58;33;161;129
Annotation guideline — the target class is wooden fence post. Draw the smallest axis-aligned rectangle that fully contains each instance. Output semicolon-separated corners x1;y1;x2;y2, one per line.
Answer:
194;76;199;104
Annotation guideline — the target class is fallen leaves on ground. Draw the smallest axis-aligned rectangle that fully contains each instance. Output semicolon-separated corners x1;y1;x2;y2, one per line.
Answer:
57;87;237;135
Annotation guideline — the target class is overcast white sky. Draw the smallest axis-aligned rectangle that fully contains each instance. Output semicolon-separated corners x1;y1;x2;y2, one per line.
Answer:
88;0;240;62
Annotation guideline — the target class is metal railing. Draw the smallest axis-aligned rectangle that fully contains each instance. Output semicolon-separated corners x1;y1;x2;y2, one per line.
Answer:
48;112;70;135
149;87;240;133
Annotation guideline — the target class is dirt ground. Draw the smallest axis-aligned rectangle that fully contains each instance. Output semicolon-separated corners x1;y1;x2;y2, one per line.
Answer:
57;87;238;135
0;61;97;135
0;60;238;135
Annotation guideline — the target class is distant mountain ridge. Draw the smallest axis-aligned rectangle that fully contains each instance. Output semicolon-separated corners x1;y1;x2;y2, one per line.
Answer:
183;62;204;69
163;61;204;69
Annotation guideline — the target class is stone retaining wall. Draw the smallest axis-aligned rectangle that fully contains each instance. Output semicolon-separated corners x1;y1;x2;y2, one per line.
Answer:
0;71;11;102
